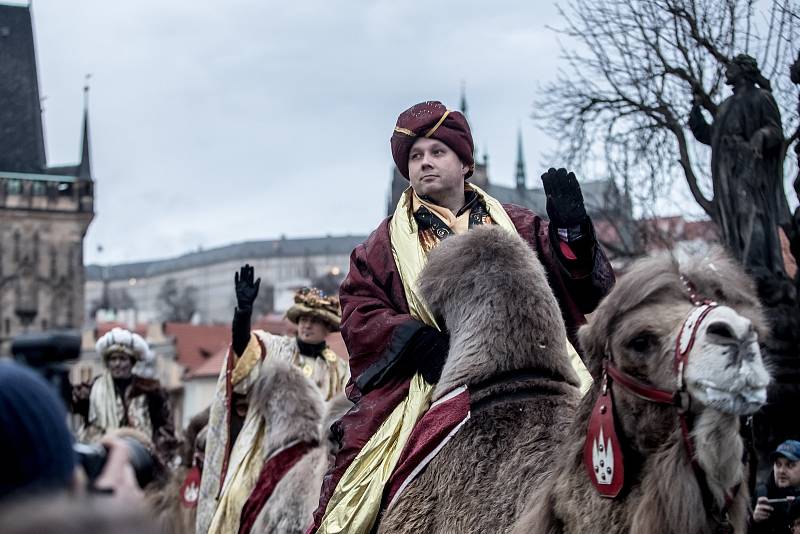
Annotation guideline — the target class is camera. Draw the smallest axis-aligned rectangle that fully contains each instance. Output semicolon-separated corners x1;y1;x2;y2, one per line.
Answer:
766;497;796;505
11;330;82;406
74;436;156;490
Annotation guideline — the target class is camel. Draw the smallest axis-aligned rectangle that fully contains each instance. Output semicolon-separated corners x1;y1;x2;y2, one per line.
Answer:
148;362;349;534
513;250;772;534
377;225;582;533
149;407;210;534
247;360;351;534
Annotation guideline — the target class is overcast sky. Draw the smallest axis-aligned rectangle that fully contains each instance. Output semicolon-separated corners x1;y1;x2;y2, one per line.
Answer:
20;0;580;265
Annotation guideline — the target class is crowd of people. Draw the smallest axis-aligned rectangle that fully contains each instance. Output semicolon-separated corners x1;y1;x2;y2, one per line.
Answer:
0;100;798;533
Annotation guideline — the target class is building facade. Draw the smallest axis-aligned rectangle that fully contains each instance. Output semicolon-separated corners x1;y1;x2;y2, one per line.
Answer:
0;4;94;354
84;235;366;325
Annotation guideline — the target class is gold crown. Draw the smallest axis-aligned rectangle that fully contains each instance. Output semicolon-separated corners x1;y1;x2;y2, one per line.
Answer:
286;287;341;331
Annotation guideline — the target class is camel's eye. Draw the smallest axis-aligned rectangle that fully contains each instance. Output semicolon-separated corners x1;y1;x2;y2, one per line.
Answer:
626;332;656;354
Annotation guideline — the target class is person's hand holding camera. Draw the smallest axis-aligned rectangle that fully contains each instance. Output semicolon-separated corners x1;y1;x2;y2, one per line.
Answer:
93;436;145;505
753;496;774;523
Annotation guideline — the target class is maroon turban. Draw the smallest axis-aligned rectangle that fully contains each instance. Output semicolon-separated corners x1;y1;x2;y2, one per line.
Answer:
390;101;474;180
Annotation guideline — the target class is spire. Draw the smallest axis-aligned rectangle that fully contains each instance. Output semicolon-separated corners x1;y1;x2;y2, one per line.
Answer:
515;127;526;190
0;4;47;172
459;80;468;118
77;75;92;180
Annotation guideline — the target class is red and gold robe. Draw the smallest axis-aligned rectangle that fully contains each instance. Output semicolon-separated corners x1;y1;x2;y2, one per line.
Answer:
311;191;614;531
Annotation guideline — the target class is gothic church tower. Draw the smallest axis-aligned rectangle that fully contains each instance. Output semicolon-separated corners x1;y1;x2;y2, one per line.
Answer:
0;4;94;353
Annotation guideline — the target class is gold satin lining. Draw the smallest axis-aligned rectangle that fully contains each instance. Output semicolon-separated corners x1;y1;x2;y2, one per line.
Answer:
231;332;261;385
200;332;267;534
322;347;345;402
207;421;265;533
316;373;432;534
569;340;593;395
424;109;451;138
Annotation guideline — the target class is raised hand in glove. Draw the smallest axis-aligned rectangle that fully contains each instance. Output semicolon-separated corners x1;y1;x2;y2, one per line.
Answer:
540;167;587;228
232;264;260;356
235;264;261;311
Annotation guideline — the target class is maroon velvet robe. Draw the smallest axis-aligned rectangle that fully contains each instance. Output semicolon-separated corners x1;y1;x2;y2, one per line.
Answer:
310;203;615;529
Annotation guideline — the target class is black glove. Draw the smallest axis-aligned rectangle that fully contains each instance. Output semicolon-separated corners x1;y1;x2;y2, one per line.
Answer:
232;264;260;356
355;321;450;393
410;326;450;384
541;168;588;228
235;264;261;311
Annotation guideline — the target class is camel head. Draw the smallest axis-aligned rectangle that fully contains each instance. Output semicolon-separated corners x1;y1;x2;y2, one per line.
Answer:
579;249;770;445
418;225;578;397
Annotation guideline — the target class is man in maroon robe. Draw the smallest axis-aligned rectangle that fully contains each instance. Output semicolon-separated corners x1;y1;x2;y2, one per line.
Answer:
310;101;615;530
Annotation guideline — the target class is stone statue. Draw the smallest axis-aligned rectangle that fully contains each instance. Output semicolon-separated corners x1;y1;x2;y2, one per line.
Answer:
789;51;800;285
789;52;800;213
689;54;786;276
791;51;800;186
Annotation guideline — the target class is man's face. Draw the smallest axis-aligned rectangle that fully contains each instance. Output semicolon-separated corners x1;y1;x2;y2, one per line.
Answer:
774;456;800;488
297;315;330;344
408;138;468;202
107;352;134;380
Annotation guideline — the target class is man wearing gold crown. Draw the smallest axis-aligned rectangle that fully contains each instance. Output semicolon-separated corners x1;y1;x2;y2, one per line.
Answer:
309;101;616;533
196;266;348;534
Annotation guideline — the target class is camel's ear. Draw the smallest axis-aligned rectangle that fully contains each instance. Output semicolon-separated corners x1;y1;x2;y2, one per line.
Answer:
577;322;604;380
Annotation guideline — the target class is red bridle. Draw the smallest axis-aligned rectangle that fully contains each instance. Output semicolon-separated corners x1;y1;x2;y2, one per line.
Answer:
583;276;737;531
604;300;718;410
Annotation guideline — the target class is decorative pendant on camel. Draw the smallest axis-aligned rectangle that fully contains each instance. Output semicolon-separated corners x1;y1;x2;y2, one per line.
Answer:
583;380;624;498
180;465;202;508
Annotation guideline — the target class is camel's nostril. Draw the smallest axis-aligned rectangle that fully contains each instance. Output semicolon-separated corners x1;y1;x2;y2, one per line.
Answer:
707;321;735;340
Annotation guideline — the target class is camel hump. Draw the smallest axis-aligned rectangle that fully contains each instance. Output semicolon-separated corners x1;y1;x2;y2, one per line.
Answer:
419;225;551;314
251;359;326;449
420;225;577;397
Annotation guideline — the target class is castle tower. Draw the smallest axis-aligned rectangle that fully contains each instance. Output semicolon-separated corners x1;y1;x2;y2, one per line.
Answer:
0;4;94;353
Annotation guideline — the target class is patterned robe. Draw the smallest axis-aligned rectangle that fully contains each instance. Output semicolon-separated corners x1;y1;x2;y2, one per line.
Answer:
76;373;173;453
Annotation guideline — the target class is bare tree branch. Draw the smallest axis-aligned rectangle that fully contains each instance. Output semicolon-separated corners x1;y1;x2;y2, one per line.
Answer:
535;0;798;234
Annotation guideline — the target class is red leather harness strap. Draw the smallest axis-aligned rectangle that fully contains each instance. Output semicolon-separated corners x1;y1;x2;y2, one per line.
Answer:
673;303;717;385
589;282;739;528
605;362;676;405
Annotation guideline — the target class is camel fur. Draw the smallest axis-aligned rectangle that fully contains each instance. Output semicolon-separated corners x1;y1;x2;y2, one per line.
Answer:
513;250;771;534
149;407;210;534
378;225;582;533
250;359;352;534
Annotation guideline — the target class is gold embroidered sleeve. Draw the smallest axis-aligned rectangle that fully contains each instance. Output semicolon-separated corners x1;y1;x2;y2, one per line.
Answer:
231;332;264;386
